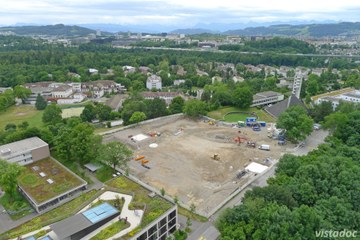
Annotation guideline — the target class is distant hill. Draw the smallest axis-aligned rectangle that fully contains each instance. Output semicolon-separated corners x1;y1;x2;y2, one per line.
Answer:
0;24;96;37
224;22;360;37
170;28;216;35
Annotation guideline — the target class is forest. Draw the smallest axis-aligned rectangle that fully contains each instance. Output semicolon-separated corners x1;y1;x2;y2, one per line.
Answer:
218;37;316;54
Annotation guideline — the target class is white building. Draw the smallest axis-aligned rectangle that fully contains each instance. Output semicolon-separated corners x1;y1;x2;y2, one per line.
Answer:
313;88;360;110
88;68;99;75
146;75;162;90
52;85;73;98
57;93;86;105
141;92;183;105
0;137;50;166
173;79;186;86
251;91;285;107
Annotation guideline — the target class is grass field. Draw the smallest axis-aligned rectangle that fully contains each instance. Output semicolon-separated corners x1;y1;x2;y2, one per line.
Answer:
208;106;276;123
61;107;84;118
0;105;43;130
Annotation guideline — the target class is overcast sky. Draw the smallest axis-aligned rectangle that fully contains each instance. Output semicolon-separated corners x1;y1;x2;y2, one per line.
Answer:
2;0;360;27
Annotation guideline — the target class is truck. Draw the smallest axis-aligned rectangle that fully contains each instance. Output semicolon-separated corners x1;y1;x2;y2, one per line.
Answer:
258;144;270;151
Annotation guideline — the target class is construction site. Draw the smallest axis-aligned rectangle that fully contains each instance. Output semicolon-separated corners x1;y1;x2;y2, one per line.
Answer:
103;115;289;216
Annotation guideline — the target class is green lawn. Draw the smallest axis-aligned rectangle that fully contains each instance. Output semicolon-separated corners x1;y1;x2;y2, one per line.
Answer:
90;221;130;240
95;165;115;182
61;107;84;118
0;105;43;130
208;106;276;123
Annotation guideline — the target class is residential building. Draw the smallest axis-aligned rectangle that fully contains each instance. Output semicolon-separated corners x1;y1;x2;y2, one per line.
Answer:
173;79;186;86
251;91;285;107
56;93;86;105
82;80;125;98
52;85;73;98
146;75;162;90
141;92;183;105
139;66;152;75
0;137;50;166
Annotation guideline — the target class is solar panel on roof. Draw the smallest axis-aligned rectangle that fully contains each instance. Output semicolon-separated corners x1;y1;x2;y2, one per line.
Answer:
82;202;119;224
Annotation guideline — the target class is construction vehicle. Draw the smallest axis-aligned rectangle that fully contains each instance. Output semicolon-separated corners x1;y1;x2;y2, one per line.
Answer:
134;155;145;161
141;159;151;169
246;141;256;148
208;121;216;125
212;153;220;160
234;136;248;145
148;131;161;137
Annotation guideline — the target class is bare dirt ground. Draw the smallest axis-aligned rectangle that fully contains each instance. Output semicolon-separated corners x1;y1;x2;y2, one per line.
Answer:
103;116;289;216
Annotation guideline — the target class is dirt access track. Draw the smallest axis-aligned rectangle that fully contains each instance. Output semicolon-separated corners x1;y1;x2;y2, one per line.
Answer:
103;115;287;216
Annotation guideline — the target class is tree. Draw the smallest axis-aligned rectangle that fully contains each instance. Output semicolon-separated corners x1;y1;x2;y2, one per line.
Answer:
183;99;207;117
18;121;29;130
96;104;113;121
5;123;16;132
311;101;333;123
145;98;167;119
98;142;132;170
306;74;320;96
121;100;147;125
35;94;47;110
232;87;253;109
277;105;313;142
80;104;97;122
129;111;147;124
13;85;31;101
55;122;101;163
42;103;62;125
0;160;25;199
169;96;185;114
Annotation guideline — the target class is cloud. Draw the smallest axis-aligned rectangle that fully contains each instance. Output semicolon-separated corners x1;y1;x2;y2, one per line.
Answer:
0;0;359;26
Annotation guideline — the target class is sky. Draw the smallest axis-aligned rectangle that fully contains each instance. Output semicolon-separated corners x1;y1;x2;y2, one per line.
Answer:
1;0;360;28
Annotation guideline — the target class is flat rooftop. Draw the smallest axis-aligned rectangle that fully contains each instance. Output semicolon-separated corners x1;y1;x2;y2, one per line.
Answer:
50;202;119;240
18;158;87;205
253;91;283;101
0;137;48;159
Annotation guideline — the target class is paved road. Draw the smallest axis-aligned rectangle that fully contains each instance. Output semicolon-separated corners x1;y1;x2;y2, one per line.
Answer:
186;129;329;240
